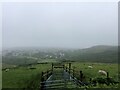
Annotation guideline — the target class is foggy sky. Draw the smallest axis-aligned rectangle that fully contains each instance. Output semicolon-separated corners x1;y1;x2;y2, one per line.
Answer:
2;2;118;49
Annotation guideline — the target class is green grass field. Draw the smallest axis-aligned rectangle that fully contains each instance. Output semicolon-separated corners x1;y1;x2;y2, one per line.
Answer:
2;63;51;88
2;62;119;89
70;62;119;88
71;62;118;79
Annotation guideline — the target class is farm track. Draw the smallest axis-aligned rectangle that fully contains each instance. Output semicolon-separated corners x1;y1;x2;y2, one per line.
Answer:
43;69;85;89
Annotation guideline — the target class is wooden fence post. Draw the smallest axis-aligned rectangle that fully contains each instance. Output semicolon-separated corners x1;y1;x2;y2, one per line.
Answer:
66;67;67;72
41;72;44;90
50;69;52;75
63;64;65;70
107;72;109;78
69;63;71;74
80;70;83;82
52;63;53;74
47;70;49;79
73;68;74;78
52;63;53;70
90;78;92;83
106;72;110;85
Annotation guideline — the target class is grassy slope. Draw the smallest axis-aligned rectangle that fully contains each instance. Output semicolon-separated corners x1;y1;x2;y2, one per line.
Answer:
72;62;118;79
2;62;119;89
71;62;119;88
2;64;51;88
68;46;118;63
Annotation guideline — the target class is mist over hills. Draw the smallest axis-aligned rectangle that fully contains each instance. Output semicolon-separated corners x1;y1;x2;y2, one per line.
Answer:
2;45;118;65
67;45;118;63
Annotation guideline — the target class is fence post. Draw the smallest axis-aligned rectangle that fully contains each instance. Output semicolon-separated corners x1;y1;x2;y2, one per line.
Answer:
80;70;83;82
90;78;92;83
73;68;74;78
106;72;110;85
52;63;53;73
50;69;52;75
47;70;49;79
69;63;71;74
52;63;53;70
65;67;67;72
41;72;44;90
69;63;71;80
63;64;65;70
107;72;109;78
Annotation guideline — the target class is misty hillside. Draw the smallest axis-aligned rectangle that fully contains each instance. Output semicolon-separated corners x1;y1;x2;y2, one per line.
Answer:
2;45;118;65
66;45;118;63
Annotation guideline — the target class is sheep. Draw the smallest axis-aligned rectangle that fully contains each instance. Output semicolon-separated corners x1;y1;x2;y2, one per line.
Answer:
88;66;93;69
98;70;107;76
5;68;9;72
